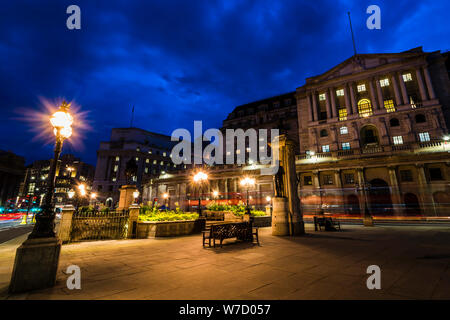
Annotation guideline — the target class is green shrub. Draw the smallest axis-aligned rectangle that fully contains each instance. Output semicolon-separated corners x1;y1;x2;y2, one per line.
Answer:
138;208;199;222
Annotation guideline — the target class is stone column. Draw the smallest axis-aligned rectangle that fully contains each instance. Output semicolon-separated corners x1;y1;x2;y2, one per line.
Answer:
325;90;332;119
57;205;75;243
369;79;379;109
308;95;314;122
387;166;403;216
423;67;436;100
329;88;337;119
398;72;408;105
349;83;358;115
356;168;373;226
127;204;140;238
391;74;402;107
118;185;138;210
311;92;318;122
416;68;428;101
375;78;384;110
344;84;352;115
415;164;433;215
334;170;343;211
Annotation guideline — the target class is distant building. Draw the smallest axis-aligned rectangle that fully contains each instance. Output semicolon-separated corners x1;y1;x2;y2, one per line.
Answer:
20;154;95;206
0;150;25;206
92;128;179;207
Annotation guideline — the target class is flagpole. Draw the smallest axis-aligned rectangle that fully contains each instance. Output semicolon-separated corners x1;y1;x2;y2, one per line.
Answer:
347;12;357;56
130;105;135;128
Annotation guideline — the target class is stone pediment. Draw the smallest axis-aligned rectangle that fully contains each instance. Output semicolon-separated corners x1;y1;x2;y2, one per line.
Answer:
305;47;425;85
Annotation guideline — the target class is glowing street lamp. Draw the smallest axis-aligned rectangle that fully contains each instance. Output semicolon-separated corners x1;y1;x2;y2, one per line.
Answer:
133;190;139;204
266;196;272;203
212;190;219;198
162;192;169;209
193;171;208;216
29;100;73;239
78;184;86;197
240;177;255;215
67;189;75;199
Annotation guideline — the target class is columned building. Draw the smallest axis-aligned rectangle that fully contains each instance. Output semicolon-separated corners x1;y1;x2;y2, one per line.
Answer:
296;47;450;217
0;150;25;206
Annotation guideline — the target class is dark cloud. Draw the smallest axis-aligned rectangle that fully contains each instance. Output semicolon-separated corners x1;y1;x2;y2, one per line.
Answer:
0;0;449;165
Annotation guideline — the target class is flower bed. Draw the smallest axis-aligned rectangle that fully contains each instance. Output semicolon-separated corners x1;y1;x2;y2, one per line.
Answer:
137;206;203;238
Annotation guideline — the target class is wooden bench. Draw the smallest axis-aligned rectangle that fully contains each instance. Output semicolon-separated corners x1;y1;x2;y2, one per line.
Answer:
314;216;341;231
203;222;257;247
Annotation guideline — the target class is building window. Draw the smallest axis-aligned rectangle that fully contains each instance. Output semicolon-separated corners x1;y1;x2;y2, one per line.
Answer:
115;156;120;161
246;147;251;152
148;150;152;154
415;114;426;123
343;173;354;184
342;142;351;150
380;78;390;87
357;84;366;92
303;176;312;186
322;145;330;153
113;165;118;172
390;118;400;127
163;152;167;157
236;149;241;155
402;73;413;82
135;157;139;161
319;93;326;101
340;126;348;135
338;108;347;121
429;168;443;181
160;161;164;165
400;170;413;182
144;167;148;173
153;160;157;164
112;177;117;182
336;89;344;96
358;99;373;117
273;102;280;108
146;159;149;163
323;174;333;185
320;129;328;137
384;99;396;113
393;136;403;145
419;132;430;142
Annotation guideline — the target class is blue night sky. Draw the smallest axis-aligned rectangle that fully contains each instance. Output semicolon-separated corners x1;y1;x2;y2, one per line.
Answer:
0;0;449;165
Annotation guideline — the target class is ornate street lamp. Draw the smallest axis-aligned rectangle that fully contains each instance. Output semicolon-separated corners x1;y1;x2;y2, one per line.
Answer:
355;182;373;226
133;190;139;204
212;190;219;199
163;192;169;209
193;171;208;216
240;177;255;215
28;101;73;239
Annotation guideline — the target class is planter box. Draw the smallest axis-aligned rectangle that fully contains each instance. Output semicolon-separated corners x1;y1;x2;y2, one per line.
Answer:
252;215;272;227
137;219;206;238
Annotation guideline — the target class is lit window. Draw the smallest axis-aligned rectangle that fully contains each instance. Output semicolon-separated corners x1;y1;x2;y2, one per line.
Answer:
358;99;373;117
115;156;120;161
113;165;118;172
153;160;157;164
319;93;326;101
144;167;148;173
135;157;139;161
336;89;344;96
342;142;351;150
246;147;251;152
339;108;347;121
236;149;241;154
146;159;149;163
402;73;412;82
419;132;430;142
357;84;366;92
163;152;166;157
112;177;117;182
148;150;152;154
226;151;231;156
322;145;330;153
259;146;265;150
340;127;348;135
380;78;390;87
160;161;164;165
323;174;333;185
384;99;396;113
393;136;403;145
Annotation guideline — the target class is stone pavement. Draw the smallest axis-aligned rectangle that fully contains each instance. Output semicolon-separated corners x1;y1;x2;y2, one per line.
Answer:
1;224;450;300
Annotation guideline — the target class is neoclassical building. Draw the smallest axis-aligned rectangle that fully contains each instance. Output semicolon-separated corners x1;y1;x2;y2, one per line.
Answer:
296;47;450;217
143;47;450;217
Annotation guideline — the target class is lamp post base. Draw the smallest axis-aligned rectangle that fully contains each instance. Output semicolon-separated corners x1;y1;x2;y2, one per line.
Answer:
9;237;61;293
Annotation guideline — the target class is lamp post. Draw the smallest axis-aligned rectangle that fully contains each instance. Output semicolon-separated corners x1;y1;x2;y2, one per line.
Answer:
240;177;255;215
29;101;73;238
355;182;373;226
9;100;73;293
193;171;208;217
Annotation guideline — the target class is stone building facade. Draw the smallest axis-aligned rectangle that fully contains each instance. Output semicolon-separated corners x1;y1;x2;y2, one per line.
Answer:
143;47;450;217
0;150;25;206
92;127;179;207
295;47;450;217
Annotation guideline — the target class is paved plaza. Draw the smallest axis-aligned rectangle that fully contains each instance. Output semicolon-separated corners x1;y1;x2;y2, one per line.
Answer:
1;224;450;300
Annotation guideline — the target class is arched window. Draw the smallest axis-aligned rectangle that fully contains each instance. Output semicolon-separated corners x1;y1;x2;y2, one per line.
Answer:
415;114;426;123
389;118;400;127
360;125;379;146
358;99;373;117
320;129;328;137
